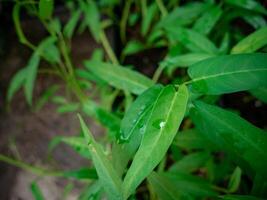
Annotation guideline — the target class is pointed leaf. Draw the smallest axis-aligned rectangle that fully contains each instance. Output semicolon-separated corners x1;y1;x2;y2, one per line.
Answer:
188;53;267;94
84;61;154;94
123;85;188;198
39;0;54;20
78;115;123;199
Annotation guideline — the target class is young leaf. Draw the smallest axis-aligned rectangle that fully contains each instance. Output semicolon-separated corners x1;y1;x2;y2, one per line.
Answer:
7;68;27;102
63;9;82;39
78;115;123;199
84;60;154;95
231;27;267;54
165;27;219;54
228;167;242;193
30;181;45;200
24;53;40;105
39;0;54;20
122;85;188;198
141;3;158;36
63;168;98;180
191;101;267;177
122;40;145;56
193;5;222;35
188;53;267;94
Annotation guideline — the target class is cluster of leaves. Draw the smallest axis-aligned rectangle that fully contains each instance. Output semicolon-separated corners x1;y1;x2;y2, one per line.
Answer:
1;0;267;199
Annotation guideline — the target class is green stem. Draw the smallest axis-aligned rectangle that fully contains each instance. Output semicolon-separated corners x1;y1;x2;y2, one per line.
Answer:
156;0;168;17
152;63;165;82
99;30;119;65
0;154;62;177
120;0;132;43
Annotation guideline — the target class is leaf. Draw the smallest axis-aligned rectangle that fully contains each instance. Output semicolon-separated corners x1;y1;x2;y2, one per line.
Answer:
193;5;222;35
63;168;98;180
228;167;242;193
122;85;188;198
250;87;267;103
165;26;219;54
7;68;27;102
191;101;267;177
219;195;264;200
63;9;82;39
122;40;145;56
24;53;40;105
84;60;154;95
79;0;101;41
173;129;216;150
39;0;54;20
231;27;267;54
141;3;158;36
57;103;80;113
188;53;267;94
225;0;267;15
169;151;210;173
30;181;45;200
120;84;164;141
78;115;123;199
148;171;217;199
38;37;60;63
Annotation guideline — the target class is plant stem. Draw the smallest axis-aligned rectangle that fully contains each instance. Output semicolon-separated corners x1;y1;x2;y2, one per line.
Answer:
99;30;119;65
152;63;165;82
156;0;168;17
120;0;132;43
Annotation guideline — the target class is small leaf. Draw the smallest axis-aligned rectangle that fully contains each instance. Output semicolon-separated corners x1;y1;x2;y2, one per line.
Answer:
122;85;188;198
24;53;40;105
231;27;267;54
193;5;222;35
141;3;158;36
188;53;267;94
123;40;145;56
63;9;82;39
226;0;267;15
39;0;54;20
78;115;123;199
30;181;45;200
63;168;98;180
84;61;154;95
7;68;27;102
228;167;242;193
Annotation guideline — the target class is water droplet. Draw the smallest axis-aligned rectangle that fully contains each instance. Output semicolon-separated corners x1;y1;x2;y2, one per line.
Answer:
140;125;146;135
159;121;166;129
152;119;165;129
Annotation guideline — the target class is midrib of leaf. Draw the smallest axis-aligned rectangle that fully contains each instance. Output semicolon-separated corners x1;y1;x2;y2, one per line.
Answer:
199;105;266;158
95;66;151;92
124;87;180;196
191;68;267;83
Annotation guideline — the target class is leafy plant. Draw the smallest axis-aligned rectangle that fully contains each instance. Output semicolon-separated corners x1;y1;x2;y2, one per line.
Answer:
1;0;267;199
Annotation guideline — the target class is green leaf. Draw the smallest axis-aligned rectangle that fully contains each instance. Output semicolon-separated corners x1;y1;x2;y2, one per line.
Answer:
39;0;54;20
79;0;101;41
120;84;164;141
148;171;217;199
165;27;219;54
141;3;158;36
231;27;267;54
38;37;60;63
57;103;80;113
63;9;82;39
122;40;145;56
225;0;267;15
78;115;123;199
7;68;27;102
191;101;267;177
48;136;91;159
188;53;267;94
122;85;188;198
250;87;267;103
24;53;40;105
219;195;264;200
173;129;216;150
169;151;210;173
30;181;45;200
193;5;222;35
228;167;242;193
63;168;98;180
84;61;154;95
